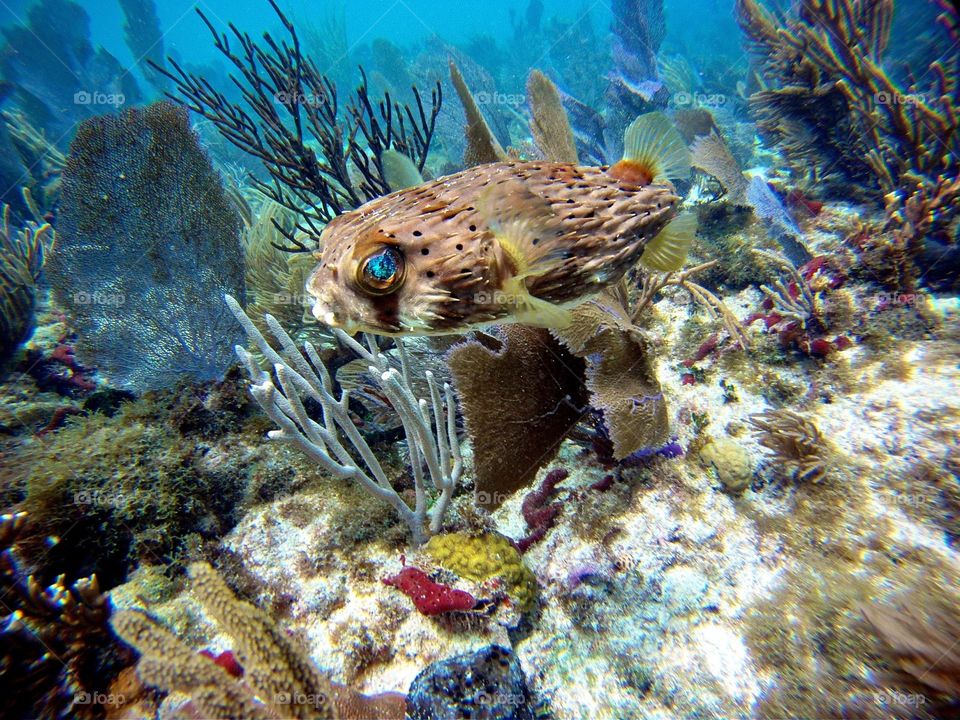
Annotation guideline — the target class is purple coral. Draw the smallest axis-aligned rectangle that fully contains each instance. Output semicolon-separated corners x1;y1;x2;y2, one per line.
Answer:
516;468;569;553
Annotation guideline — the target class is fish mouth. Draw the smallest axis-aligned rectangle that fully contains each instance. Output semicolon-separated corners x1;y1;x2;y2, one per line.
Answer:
311;302;359;335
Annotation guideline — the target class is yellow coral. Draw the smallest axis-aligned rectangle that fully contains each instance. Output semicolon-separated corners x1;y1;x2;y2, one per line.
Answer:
425;532;538;611
699;437;754;492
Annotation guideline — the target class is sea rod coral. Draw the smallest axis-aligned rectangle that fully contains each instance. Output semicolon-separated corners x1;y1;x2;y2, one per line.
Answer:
227;296;462;547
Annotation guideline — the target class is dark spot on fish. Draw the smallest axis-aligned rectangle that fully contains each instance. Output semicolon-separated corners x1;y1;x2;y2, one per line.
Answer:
566;198;575;204
467;206;475;211
421;248;429;255
469;225;476;232
373;293;400;331
461;268;471;275
532;237;540;245
413;230;422;237
456;243;464;251
657;203;662;208
426;271;435;278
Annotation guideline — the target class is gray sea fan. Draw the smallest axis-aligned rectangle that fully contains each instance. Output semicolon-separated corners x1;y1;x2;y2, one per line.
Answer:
46;102;245;392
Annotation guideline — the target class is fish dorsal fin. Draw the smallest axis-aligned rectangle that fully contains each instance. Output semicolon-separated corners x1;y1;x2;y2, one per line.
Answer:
640;211;698;272
478;180;565;280
609;112;691;185
381;149;424;191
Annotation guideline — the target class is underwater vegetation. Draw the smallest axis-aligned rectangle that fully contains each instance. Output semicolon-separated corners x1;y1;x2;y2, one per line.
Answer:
228;295;462;547
45;102;246;392
737;0;959;289
0;206;52;369
156;0;442;250
0;512;134;720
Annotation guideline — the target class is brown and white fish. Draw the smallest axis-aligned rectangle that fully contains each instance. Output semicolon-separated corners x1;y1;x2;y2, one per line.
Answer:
306;112;696;336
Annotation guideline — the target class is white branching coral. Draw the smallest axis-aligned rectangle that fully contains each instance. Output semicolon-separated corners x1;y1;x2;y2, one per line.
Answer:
226;295;462;546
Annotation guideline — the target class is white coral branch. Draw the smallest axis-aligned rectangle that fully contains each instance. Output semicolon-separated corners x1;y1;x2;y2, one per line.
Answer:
225;295;461;546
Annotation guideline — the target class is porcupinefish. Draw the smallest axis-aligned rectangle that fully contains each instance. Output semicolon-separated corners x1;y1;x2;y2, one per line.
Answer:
306;112;695;336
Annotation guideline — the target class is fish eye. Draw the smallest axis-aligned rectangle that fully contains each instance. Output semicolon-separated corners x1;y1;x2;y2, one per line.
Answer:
357;246;405;295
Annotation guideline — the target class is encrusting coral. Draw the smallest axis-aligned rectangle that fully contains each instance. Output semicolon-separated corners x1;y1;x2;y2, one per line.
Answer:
227;296;462;547
748;409;829;483
425;532;539;611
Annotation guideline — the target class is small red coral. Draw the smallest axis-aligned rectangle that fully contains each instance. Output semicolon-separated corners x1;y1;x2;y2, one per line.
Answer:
199;649;244;678
382;566;476;615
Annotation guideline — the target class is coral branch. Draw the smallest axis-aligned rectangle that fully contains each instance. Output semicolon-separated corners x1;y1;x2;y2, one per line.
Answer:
226;296;461;546
155;1;441;250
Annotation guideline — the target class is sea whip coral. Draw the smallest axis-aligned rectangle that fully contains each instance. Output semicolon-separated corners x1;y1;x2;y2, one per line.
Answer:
227;296;462;547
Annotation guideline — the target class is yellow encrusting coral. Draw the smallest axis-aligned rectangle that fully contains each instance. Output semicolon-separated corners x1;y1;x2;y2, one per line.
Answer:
425;532;538;611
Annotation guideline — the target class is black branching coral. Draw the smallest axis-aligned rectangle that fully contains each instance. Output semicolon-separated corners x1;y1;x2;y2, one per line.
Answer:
154;0;442;251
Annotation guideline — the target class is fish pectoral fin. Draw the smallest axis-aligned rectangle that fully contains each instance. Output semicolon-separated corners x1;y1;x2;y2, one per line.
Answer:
640;212;698;272
479;180;565;279
502;277;572;328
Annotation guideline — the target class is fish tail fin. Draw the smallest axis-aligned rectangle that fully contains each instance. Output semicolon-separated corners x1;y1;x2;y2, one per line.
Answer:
640;211;697;272
609;112;691;185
